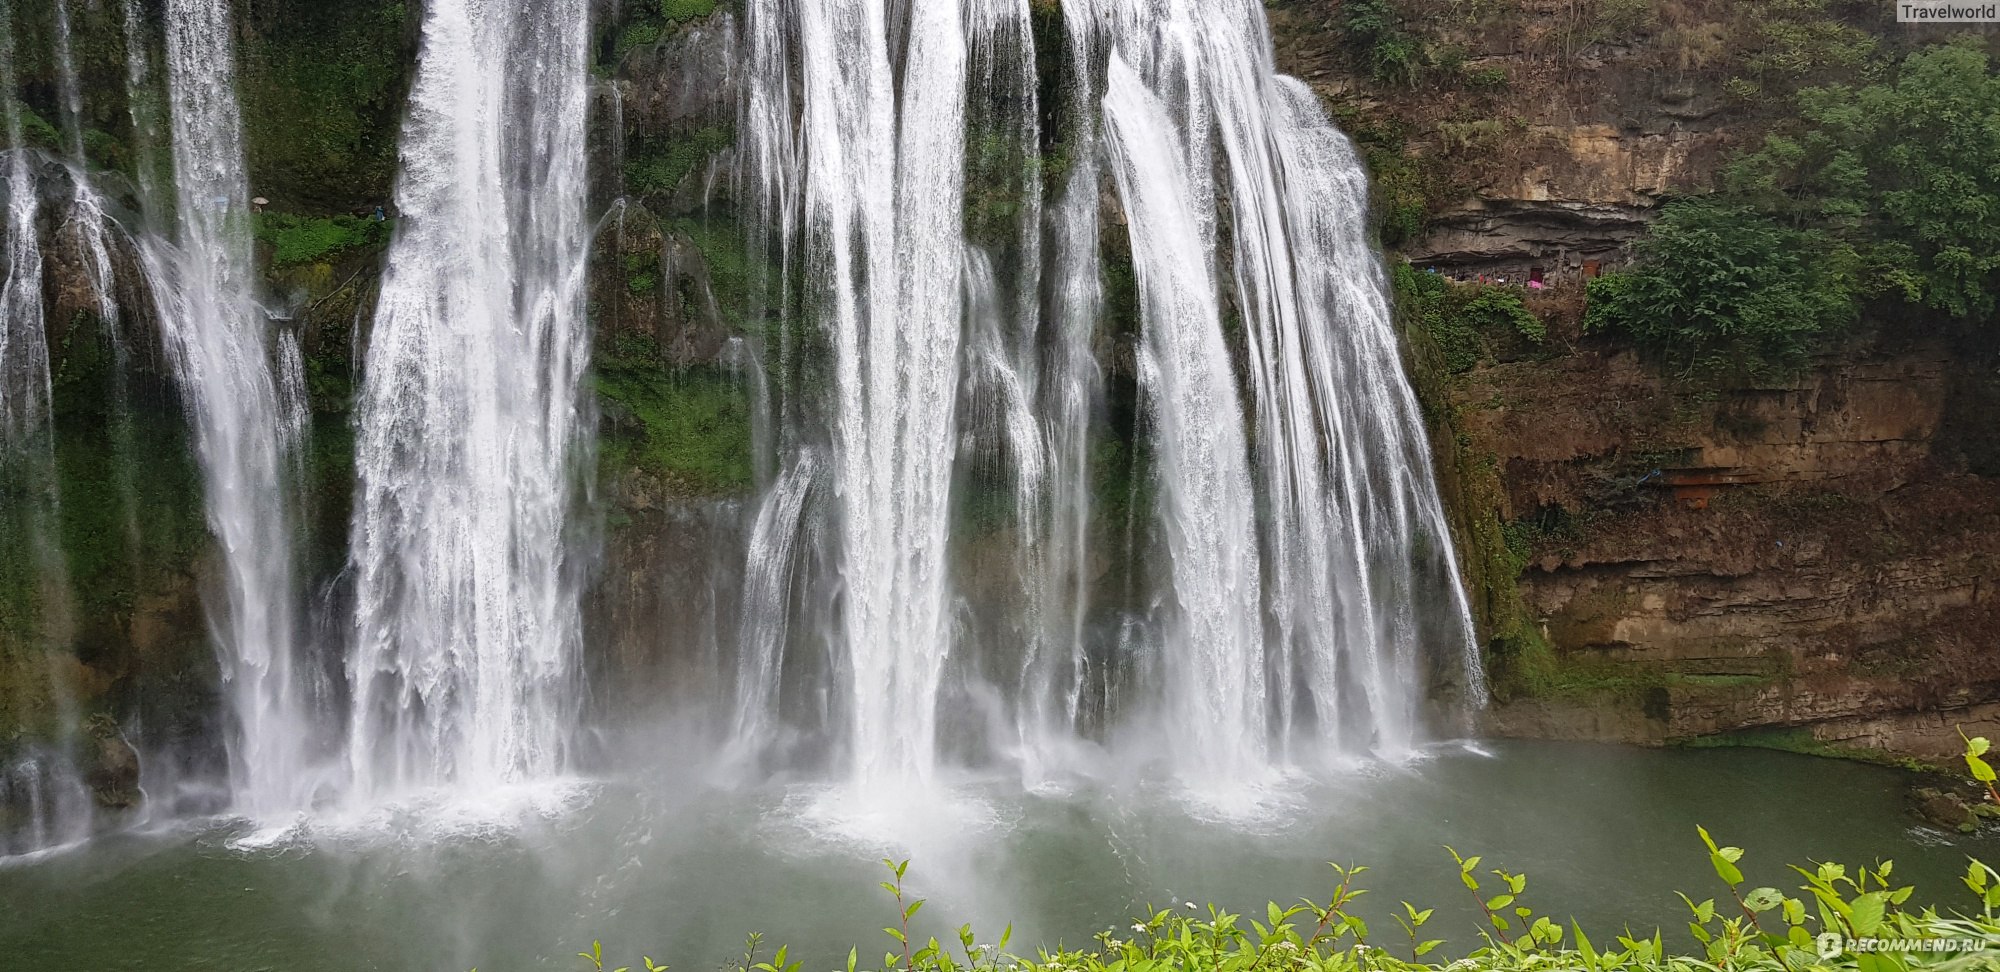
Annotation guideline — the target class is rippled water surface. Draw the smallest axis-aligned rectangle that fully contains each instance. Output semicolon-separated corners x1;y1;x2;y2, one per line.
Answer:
0;741;1983;972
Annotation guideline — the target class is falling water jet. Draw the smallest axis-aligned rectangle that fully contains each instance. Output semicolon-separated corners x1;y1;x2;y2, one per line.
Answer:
1100;53;1270;783
135;0;319;820
344;0;594;803
0;3;92;858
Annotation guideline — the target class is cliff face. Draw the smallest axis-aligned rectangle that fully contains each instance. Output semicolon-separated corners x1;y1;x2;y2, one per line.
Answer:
1463;336;2000;757
1268;0;2000;759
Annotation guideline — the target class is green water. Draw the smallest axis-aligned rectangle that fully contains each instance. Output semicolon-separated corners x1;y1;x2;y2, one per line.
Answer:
0;741;1984;972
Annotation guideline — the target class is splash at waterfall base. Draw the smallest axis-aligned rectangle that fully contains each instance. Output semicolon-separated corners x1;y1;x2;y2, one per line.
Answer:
0;741;1992;971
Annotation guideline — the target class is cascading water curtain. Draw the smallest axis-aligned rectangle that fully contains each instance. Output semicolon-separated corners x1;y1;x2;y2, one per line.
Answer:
0;0;95;856
735;0;972;788
1078;0;1483;766
0;0;53;497
345;0;593;798
148;0;317;816
733;0;1484;788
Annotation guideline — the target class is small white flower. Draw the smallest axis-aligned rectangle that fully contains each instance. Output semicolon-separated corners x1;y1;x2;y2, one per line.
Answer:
1184;902;1198;911
1131;923;1146;934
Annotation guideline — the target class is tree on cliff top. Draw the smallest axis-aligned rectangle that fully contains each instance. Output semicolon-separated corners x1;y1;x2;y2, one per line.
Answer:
1726;40;2000;320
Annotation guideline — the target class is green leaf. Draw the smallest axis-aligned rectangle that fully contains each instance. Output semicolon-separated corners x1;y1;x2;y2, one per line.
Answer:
1573;922;1599;970
1486;895;1515;911
1745;887;1784;912
1415;939;1444;956
1709;851;1745;887
1849;891;1887;936
1968;752;1996;783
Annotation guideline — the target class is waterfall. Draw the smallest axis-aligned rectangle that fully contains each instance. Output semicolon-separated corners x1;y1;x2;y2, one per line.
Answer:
1017;0;1108;779
1101;54;1269;777
0;0;90;857
0;6;49;464
52;0;122;345
0;751;98;856
345;0;593;797
730;0;1482;786
143;0;317;816
1083;0;1482;762
0;0;1484;839
727;450;821;765
736;0;973;786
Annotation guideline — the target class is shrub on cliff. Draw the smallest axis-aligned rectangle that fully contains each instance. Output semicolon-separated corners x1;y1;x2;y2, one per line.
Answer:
1339;0;1422;86
1584;201;1856;383
1395;266;1550;373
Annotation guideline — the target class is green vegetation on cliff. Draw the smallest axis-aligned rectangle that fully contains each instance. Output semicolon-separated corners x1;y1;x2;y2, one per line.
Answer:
1397;268;1546;374
659;0;720;22
255;212;392;269
626;127;734;200
611;0;725;60
240;0;411;211
600;391;748;507
1585;201;1858;383
1591;41;2000;382
0;309;209;740
44;315;208;624
596;362;754;497
1392;264;1552;698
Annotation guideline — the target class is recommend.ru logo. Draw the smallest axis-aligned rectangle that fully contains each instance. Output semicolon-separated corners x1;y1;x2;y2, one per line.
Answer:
1816;933;1988;957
